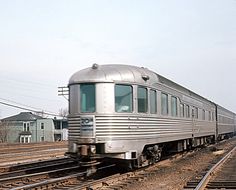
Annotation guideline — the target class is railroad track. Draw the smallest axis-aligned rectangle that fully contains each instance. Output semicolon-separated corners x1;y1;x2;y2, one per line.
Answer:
0;157;74;177
0;150;67;169
0;141;67;153
0;142;67;168
1;140;235;190
0;157;67;173
0;158;80;189
205;146;236;189
0;149;208;189
0;162;117;190
0;152;183;190
184;145;236;190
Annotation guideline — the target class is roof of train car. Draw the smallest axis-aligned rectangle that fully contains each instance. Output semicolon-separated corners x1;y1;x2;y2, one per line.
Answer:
69;64;215;105
69;64;159;85
216;104;236;116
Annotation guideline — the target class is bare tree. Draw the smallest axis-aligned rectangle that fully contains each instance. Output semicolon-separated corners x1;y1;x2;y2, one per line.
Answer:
59;108;68;118
0;121;10;143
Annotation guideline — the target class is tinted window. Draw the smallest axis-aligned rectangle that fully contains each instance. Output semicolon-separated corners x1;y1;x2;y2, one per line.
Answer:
138;87;148;113
171;96;177;117
194;107;198;119
69;85;79;114
180;103;184;117
202;109;205;120
186;105;190;118
208;111;211;121
115;84;133;112
80;84;95;112
150;89;157;114
161;93;168;115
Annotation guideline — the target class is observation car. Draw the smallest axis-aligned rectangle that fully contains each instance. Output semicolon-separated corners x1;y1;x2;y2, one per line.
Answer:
67;64;236;168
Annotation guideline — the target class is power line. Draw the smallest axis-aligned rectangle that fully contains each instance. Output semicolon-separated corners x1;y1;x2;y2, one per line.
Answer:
0;97;44;111
0;100;60;117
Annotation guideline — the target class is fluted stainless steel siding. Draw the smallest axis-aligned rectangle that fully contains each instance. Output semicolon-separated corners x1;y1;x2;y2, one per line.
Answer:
68;115;215;142
95;115;192;138
68;116;80;141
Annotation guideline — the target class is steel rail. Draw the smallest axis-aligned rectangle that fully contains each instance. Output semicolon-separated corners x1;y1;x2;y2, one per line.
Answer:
194;146;236;190
0;159;75;179
0;165;80;184
0;157;69;173
10;164;116;190
10;172;86;190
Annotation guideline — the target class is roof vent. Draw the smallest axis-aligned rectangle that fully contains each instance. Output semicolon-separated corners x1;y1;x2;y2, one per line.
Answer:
92;63;99;69
142;75;150;81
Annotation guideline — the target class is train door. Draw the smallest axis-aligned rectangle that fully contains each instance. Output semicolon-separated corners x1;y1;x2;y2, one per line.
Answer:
191;108;196;140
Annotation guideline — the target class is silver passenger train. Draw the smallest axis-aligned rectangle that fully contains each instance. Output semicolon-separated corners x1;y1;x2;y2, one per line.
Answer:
67;64;236;168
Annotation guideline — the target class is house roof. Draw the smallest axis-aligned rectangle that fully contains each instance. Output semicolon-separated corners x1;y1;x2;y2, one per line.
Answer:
1;112;43;121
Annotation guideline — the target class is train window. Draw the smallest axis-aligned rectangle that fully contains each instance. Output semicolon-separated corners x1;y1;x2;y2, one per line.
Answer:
150;89;157;114
180;103;184;117
171;96;177;117
208;111;211;121
194;107;198;119
186;105;190;118
138;86;148;113
80;84;96;113
202;109;205;120
115;84;133;112
69;85;79;114
212;112;214;121
161;93;168;115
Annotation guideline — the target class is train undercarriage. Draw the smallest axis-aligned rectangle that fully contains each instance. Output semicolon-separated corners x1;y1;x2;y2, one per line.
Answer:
67;135;216;169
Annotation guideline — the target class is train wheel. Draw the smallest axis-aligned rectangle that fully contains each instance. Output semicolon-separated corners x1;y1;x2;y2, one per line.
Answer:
146;145;162;165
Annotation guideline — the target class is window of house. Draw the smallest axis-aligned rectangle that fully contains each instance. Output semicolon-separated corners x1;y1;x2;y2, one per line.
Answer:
80;84;95;113
23;122;30;131
186;105;190;118
202;109;205;120
212;112;215;121
180;103;184;117
138;86;148;113
20;135;31;143
41;123;44;130
171;96;177;117
41;136;45;142
115;84;133;112
54;121;61;129
62;121;68;129
161;93;168;115
150;89;157;114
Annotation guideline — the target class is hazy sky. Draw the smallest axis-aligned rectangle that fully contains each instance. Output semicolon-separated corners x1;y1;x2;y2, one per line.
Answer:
0;0;235;118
